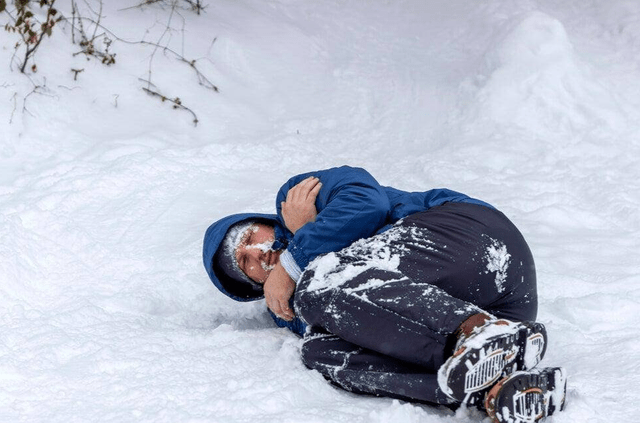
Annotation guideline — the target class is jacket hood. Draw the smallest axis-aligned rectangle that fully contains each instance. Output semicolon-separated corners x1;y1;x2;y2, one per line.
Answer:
203;213;279;301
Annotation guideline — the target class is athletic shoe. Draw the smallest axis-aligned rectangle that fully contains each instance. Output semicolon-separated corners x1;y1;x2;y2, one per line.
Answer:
437;319;547;403
485;367;567;423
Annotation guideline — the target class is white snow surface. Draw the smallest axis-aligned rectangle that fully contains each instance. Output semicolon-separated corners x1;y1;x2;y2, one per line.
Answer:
1;1;639;422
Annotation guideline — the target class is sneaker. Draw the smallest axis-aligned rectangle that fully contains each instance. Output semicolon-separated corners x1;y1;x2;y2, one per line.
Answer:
485;367;567;423
437;319;547;403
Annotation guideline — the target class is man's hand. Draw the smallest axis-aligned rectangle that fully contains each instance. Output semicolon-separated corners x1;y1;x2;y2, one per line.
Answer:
281;176;322;234
263;262;296;321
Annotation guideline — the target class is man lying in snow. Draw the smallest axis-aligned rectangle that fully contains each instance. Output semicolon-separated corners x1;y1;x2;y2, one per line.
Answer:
202;165;567;423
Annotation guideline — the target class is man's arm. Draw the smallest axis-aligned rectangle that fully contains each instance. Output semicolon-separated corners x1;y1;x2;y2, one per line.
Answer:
265;166;391;321
277;166;391;274
265;176;322;321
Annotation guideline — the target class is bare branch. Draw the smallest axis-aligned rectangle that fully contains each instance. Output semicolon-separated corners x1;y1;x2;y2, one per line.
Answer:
142;86;198;126
63;9;218;91
4;0;62;73
71;68;84;80
9;92;17;124
90;0;103;43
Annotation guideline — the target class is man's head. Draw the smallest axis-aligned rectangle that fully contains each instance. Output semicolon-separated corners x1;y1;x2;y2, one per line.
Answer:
204;212;280;301
216;221;281;286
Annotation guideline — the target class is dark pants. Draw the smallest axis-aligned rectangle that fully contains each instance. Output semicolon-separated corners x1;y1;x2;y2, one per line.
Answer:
294;203;537;405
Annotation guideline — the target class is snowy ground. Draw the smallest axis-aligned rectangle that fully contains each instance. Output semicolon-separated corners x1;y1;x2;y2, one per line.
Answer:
1;1;639;422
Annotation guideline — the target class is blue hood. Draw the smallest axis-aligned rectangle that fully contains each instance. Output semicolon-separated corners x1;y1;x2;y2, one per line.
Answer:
203;212;280;302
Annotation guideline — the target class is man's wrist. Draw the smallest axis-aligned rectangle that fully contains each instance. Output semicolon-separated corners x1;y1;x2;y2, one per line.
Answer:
279;249;302;282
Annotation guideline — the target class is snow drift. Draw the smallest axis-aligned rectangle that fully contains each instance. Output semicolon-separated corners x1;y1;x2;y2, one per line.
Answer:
1;1;639;422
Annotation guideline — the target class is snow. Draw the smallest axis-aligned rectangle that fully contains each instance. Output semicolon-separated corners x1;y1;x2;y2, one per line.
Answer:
1;0;639;422
305;226;405;294
483;238;511;294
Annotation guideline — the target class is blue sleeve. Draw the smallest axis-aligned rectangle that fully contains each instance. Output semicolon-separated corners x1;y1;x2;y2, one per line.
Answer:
276;166;391;271
384;187;494;222
268;310;308;337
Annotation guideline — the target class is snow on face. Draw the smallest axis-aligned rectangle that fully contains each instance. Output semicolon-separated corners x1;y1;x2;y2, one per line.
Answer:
3;1;640;421
235;224;279;283
224;221;254;262
246;239;275;254
245;227;277;271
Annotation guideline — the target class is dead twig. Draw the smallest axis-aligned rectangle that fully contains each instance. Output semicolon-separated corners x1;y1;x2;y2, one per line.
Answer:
70;0;116;65
120;1;206;15
142;86;199;126
9;92;17;124
71;68;84;80
65;15;217;91
3;0;62;73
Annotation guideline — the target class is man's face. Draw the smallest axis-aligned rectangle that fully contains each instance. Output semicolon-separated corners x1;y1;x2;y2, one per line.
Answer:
235;223;280;284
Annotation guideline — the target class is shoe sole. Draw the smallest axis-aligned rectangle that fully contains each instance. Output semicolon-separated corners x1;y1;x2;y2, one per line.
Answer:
437;321;547;403
485;367;567;423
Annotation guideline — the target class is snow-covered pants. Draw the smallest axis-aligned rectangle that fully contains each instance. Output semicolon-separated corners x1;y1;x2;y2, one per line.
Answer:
294;202;537;405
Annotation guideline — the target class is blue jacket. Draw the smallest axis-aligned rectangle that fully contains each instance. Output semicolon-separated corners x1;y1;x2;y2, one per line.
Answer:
202;166;492;336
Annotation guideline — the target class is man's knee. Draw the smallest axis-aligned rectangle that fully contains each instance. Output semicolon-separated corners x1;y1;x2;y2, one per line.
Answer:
300;337;321;370
490;296;538;322
301;333;355;370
